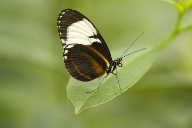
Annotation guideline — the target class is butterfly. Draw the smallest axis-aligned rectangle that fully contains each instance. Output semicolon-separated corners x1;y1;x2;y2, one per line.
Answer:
57;9;145;93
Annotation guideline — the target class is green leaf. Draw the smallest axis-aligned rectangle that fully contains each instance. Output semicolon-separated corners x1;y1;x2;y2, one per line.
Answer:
162;0;192;12
67;47;157;114
162;0;176;4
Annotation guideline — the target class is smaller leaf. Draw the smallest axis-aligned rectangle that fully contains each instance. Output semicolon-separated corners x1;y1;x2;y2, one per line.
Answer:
162;0;192;12
162;0;184;12
162;0;176;4
174;3;185;12
182;0;192;9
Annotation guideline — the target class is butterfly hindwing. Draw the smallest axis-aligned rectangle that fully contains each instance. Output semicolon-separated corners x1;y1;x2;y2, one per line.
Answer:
57;9;113;81
64;44;107;81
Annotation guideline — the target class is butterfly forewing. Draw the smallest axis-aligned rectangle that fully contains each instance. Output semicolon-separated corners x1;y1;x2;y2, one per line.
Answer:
57;9;113;81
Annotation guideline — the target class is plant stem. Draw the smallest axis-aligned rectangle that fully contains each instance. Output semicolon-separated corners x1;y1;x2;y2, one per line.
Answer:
156;9;184;50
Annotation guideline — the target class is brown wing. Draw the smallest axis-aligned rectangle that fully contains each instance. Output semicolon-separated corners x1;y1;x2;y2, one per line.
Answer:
64;44;107;81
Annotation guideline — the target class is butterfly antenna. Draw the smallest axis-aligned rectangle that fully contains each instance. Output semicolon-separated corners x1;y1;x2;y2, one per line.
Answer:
121;48;146;59
120;32;144;58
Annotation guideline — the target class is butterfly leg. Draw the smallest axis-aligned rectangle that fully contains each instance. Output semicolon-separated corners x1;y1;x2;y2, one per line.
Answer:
114;68;122;94
115;72;122;94
86;74;109;93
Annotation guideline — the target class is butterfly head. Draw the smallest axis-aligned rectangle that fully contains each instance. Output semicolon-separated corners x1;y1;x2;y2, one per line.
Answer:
106;57;123;75
114;58;123;67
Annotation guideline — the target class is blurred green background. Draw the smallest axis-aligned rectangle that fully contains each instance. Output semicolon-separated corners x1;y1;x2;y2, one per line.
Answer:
1;0;192;128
